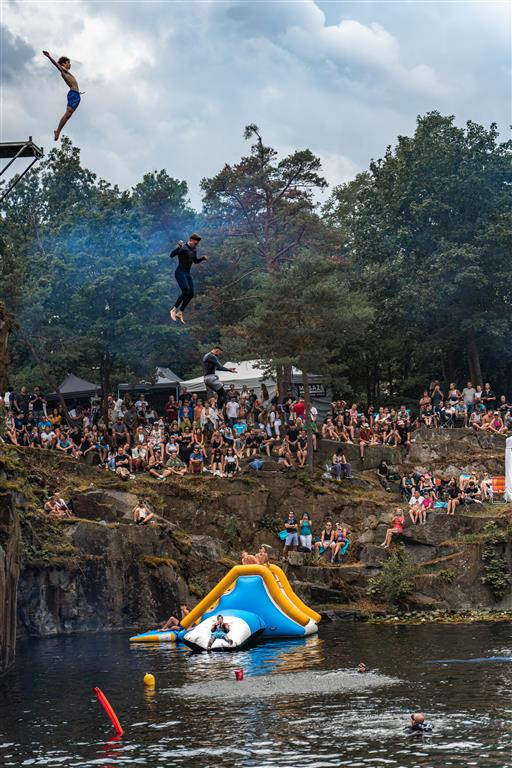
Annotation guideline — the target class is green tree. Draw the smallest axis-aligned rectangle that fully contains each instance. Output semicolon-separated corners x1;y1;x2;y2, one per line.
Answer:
228;253;371;465
325;112;512;392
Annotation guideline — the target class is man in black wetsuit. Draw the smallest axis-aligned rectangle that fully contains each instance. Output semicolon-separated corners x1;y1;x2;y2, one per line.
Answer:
169;234;207;323
203;347;237;412
406;713;433;733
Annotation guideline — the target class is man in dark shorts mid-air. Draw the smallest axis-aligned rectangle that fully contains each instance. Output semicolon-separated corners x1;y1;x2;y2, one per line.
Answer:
42;50;81;141
203;346;237;412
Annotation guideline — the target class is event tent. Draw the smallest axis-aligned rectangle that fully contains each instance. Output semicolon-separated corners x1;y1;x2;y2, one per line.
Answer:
46;373;100;401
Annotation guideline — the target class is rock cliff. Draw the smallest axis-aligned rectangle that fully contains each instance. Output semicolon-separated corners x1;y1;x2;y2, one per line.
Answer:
0;427;509;672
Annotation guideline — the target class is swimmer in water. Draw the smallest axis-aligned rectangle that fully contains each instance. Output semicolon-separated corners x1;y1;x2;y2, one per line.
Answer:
406;713;433;733
42;51;81;141
356;662;368;673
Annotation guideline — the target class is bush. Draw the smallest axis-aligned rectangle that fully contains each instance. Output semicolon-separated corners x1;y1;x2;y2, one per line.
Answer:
368;546;416;604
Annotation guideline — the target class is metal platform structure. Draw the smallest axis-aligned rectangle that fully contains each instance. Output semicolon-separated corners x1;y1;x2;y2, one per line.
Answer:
0;137;44;203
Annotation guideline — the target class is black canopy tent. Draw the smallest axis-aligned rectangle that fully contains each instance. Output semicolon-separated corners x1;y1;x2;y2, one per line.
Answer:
46;373;101;404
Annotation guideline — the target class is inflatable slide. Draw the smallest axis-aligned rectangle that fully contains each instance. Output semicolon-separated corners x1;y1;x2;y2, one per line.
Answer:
130;564;321;652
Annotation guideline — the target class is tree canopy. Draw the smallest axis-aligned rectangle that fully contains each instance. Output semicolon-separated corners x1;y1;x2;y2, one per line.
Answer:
1;114;510;402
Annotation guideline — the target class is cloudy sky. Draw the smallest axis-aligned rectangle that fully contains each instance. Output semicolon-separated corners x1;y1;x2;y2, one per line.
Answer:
2;0;510;206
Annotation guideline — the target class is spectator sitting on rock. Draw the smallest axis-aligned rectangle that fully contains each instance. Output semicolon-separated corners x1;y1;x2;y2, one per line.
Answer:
147;445;165;478
296;430;308;468
330;523;350;563
447;480;463;515
314;521;334;558
44;493;72;518
408;489;425;525
158;448;188;478
381;507;405;548
480;472;493;501
132;499;156;525
282;511;299;561
462;479;482;505
224;446;239;477
358;422;375;461
189;444;206;475
331;450;352;481
488;413;507;435
277;437;293;468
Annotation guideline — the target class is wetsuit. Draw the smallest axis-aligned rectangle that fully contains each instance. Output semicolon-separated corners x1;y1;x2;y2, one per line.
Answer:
203;352;231;410
170;242;206;312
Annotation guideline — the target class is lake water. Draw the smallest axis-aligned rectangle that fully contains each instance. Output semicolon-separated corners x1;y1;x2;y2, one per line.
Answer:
1;622;511;767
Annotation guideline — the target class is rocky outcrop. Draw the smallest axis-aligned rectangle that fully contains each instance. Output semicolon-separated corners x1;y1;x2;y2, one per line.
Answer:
0;491;20;674
0;424;509;664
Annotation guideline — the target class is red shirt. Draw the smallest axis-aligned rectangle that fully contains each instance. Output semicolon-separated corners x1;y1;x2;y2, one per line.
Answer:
292;402;305;419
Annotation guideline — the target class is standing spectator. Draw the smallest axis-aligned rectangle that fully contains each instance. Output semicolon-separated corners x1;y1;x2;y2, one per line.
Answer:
461;381;476;419
299;512;313;551
282;511;299;561
30;387;46;422
225;397;239;427
482;383;497;411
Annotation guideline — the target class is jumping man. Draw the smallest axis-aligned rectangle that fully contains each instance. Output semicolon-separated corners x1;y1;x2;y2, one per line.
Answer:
203;346;237;412
169;234;207;323
42;51;81;141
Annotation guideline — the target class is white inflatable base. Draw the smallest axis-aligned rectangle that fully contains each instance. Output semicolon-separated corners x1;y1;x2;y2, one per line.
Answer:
184;616;253;652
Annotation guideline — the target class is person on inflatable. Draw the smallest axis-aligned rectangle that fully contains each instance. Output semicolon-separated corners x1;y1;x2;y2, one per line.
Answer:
160;603;189;632
207;614;233;650
169;234;207;323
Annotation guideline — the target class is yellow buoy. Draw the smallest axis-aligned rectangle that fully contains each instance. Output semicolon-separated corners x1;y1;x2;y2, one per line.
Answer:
144;673;155;687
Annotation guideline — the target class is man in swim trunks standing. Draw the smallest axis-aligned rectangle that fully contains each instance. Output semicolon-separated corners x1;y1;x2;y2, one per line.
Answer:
203;346;237;413
42;51;81;141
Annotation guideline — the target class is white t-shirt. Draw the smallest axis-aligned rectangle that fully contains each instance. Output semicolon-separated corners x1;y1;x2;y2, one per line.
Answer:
226;400;239;419
409;495;425;507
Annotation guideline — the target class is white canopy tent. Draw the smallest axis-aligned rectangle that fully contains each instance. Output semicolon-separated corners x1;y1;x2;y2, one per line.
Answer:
506;436;512;502
179;360;332;415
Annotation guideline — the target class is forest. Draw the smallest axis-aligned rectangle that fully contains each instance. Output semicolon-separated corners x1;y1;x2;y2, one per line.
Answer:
1;112;511;404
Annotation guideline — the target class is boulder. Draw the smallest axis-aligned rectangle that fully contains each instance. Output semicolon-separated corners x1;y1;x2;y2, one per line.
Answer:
359;544;388;567
71;489;138;522
189;535;226;562
357;529;376;545
287;551;307;567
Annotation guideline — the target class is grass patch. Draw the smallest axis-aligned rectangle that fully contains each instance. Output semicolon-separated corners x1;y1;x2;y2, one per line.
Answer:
143;556;177;568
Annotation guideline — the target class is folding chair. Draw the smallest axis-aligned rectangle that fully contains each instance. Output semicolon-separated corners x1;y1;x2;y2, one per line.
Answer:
491;476;506;503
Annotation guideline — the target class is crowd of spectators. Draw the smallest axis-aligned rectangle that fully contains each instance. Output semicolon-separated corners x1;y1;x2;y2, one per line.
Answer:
1;378;510;486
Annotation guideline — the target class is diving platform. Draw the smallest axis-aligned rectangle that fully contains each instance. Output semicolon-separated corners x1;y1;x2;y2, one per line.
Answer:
0;137;44;203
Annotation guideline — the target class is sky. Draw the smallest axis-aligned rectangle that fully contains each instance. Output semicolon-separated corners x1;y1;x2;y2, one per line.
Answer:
1;0;510;207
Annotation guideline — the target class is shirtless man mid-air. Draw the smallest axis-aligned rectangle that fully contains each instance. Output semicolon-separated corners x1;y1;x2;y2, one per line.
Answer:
42;51;81;141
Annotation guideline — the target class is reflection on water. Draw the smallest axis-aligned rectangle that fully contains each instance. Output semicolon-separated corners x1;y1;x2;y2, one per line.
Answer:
0;623;511;767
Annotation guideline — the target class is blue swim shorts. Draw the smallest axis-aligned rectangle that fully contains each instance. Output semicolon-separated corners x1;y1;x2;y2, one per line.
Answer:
67;90;81;110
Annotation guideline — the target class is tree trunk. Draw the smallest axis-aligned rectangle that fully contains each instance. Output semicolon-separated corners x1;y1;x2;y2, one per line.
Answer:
299;356;314;470
0;303;13;394
467;327;483;386
100;352;111;427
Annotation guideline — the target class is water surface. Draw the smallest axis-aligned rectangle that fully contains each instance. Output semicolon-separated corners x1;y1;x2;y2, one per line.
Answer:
1;622;511;767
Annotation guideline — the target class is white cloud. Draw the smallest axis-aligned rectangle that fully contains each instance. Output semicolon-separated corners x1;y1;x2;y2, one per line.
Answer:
1;0;508;206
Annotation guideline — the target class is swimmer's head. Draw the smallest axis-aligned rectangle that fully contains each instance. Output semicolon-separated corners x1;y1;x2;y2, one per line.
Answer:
411;713;425;724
